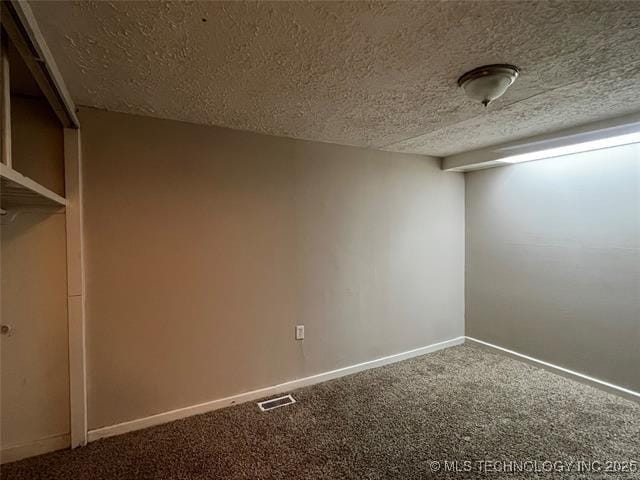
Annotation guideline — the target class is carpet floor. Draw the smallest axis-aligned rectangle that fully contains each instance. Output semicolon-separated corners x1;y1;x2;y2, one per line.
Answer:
2;344;639;479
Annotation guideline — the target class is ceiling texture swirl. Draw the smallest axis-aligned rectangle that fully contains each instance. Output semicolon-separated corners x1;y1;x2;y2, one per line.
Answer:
30;0;640;157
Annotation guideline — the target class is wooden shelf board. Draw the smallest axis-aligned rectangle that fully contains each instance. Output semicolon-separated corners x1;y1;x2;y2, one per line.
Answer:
1;162;66;208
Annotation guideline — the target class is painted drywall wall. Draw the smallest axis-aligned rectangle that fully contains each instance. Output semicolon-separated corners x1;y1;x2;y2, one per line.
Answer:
0;212;69;450
1;97;69;452
10;96;65;196
79;107;465;430
465;144;640;392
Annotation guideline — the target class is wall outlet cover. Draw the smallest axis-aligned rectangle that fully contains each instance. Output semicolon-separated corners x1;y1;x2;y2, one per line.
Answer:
295;325;304;340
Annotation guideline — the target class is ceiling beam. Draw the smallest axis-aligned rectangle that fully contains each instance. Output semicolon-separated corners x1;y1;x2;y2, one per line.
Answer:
442;112;640;172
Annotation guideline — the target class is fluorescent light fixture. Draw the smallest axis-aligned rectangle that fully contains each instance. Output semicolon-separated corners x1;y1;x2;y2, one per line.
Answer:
501;131;640;164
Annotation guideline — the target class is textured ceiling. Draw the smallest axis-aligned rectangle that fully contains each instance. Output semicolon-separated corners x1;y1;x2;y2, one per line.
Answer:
30;1;640;157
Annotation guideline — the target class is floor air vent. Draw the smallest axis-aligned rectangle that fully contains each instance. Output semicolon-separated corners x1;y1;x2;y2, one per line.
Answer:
257;394;296;412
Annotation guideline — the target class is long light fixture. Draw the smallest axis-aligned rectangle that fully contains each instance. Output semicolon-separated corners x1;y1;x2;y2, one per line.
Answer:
501;130;640;164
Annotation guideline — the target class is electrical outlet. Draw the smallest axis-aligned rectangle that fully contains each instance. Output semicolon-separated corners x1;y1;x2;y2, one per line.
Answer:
295;325;304;340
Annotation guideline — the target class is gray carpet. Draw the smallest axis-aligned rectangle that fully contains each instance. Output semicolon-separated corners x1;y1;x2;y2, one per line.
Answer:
2;344;639;479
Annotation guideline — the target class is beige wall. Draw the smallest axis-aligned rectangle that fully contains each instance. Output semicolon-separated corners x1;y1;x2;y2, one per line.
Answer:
465;144;640;392
10;96;65;195
79;108;465;430
1;213;69;447
1;97;69;450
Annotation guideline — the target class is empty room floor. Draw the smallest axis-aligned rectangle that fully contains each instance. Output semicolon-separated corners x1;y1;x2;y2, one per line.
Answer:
2;344;638;480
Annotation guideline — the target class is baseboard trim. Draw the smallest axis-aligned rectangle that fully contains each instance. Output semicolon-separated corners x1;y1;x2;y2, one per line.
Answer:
1;433;70;464
465;336;640;399
88;336;464;442
11;336;636;457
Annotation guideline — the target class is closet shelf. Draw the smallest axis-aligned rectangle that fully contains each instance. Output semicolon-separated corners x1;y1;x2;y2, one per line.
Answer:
1;163;66;208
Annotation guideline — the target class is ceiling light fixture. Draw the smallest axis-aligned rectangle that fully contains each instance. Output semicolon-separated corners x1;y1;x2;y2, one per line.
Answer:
458;64;520;107
501;130;640;164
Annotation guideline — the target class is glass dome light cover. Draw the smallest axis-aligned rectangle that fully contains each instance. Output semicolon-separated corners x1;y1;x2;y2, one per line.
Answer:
458;64;520;107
